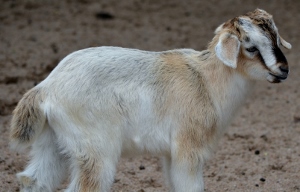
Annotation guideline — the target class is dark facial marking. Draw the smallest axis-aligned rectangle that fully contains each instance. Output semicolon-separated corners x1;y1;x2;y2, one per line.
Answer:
258;22;277;44
244;36;250;42
244;10;277;45
271;78;281;83
236;27;240;35
238;19;244;26
272;46;288;65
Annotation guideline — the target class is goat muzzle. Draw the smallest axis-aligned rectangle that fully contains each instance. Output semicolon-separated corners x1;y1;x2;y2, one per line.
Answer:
268;64;289;83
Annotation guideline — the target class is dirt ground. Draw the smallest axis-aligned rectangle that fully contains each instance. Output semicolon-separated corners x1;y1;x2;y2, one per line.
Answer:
0;0;300;191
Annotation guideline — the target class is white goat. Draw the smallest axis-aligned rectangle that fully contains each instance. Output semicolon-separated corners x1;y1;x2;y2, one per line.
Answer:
11;9;291;192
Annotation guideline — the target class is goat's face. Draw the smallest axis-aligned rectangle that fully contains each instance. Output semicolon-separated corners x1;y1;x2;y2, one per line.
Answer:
215;9;291;83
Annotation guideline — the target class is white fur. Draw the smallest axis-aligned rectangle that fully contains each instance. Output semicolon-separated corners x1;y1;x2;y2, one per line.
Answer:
15;47;248;192
11;10;290;192
13;47;253;192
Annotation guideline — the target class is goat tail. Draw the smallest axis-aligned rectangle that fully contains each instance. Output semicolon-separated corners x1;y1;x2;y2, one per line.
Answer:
10;88;46;151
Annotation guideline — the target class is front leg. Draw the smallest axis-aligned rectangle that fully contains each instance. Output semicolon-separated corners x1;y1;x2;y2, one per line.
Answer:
169;155;204;192
169;121;217;192
162;155;174;190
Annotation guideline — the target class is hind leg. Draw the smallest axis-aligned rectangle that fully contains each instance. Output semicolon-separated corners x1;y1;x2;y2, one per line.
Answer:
17;126;67;192
63;128;122;192
65;154;119;192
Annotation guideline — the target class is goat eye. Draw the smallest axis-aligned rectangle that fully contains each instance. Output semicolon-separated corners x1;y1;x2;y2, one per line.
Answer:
246;46;258;53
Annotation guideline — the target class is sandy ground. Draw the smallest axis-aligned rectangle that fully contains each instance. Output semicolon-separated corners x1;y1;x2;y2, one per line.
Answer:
0;0;300;191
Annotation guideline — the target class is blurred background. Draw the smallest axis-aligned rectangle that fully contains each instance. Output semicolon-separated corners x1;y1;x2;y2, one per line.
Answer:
0;0;299;191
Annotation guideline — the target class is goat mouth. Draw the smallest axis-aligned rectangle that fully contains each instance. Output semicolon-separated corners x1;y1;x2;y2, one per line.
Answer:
269;73;288;80
268;73;288;83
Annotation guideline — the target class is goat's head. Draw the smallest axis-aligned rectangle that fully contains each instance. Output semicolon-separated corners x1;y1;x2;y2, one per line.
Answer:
214;9;291;83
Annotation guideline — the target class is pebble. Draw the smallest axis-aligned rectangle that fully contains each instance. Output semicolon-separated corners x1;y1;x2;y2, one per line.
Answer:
139;165;145;170
95;12;114;20
294;116;300;123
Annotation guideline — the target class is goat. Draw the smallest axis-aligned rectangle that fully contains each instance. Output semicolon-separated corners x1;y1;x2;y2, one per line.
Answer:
10;9;291;192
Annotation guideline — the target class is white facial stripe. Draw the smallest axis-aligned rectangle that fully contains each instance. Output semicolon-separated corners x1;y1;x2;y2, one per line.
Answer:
240;20;277;69
258;44;276;68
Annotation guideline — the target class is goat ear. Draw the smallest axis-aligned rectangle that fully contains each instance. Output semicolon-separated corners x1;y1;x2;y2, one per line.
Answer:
215;23;225;34
279;35;292;49
215;33;240;68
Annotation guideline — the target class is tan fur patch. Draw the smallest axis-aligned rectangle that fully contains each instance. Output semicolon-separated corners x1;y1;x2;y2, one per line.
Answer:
224;35;239;62
245;9;272;21
153;52;190;119
78;155;102;192
155;52;217;168
10;88;45;144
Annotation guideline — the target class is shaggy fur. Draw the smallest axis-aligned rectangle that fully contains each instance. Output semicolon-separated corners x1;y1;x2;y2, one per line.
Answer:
10;9;291;192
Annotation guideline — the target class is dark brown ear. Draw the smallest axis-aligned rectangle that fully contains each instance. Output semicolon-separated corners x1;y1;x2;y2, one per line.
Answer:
279;35;292;49
215;33;240;68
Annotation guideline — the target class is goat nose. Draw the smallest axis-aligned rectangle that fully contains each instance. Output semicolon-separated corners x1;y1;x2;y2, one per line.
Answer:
279;65;289;74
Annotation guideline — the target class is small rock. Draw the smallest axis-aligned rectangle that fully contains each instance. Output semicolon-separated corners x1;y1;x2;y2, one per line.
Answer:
260;134;268;142
95;12;114;20
50;43;58;54
254;150;260;155
260;178;266;182
139;165;145;170
294;116;300;123
114;179;120;183
127;170;135;175
294;186;300;190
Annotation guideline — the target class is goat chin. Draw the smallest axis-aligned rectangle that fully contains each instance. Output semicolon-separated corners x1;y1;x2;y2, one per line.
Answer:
10;8;290;192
